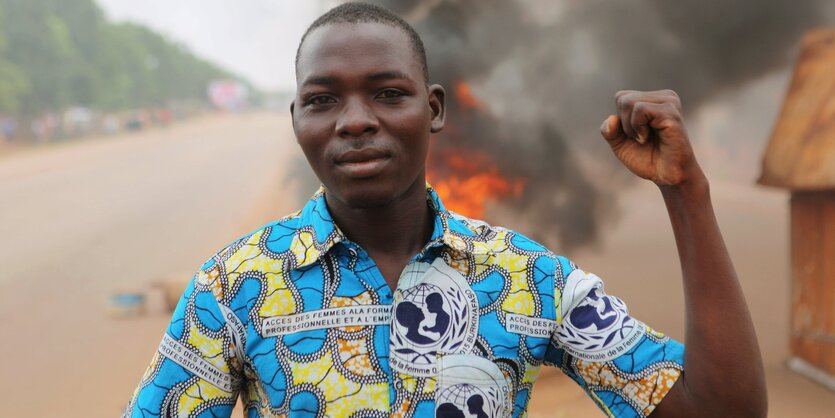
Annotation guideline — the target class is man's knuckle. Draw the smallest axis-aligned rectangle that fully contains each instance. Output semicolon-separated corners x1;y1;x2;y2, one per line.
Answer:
617;96;633;112
615;89;631;98
663;90;683;107
663;102;682;117
631;103;649;121
658;117;681;130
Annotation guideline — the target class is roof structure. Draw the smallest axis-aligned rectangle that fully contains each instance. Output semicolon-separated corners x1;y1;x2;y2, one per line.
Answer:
759;29;835;190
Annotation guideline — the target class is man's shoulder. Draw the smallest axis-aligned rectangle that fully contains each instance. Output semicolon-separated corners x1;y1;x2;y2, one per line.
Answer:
201;209;309;268
446;211;567;260
446;211;577;283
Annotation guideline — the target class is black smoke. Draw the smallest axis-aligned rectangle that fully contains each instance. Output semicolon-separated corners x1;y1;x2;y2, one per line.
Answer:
374;0;833;251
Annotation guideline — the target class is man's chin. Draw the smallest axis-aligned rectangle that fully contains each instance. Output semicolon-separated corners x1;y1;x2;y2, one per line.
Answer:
340;191;398;209
324;184;396;209
324;180;422;211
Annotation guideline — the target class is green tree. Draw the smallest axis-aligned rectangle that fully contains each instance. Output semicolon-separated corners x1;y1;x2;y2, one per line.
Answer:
0;1;29;113
0;0;249;116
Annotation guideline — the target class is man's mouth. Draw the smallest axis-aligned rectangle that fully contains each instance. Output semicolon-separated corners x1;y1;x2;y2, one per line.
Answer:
334;148;392;178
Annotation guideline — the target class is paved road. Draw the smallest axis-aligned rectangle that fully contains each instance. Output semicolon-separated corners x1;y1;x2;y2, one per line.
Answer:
0;112;307;416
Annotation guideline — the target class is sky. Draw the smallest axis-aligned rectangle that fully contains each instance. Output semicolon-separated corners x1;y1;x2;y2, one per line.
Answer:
95;0;340;92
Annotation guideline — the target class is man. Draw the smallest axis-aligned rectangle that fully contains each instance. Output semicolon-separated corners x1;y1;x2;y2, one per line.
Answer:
124;3;766;417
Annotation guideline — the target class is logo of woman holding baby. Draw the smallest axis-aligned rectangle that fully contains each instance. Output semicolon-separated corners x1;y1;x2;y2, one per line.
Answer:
434;355;511;418
436;384;495;418
555;285;644;361
390;260;479;377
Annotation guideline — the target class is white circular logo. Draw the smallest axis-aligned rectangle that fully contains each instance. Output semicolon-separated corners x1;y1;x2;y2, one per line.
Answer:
436;384;503;418
390;260;479;377
556;287;644;361
434;355;511;418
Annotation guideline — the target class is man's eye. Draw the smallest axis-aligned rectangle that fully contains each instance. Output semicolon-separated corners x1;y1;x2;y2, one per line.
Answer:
377;89;405;100
305;95;336;106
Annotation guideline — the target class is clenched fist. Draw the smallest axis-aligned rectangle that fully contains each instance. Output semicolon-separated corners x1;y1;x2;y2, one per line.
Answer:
600;90;704;187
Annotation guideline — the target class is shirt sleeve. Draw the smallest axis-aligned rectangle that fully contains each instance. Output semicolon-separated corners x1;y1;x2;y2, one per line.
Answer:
123;259;243;417
543;257;684;418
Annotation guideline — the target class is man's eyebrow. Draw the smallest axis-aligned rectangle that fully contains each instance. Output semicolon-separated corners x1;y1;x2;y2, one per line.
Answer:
367;70;410;81
300;71;411;88
300;75;337;87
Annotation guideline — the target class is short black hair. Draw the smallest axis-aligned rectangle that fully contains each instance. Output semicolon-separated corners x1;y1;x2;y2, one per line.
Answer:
295;2;429;82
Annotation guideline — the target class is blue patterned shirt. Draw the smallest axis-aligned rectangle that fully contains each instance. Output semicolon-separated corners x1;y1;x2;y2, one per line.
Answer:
125;186;684;417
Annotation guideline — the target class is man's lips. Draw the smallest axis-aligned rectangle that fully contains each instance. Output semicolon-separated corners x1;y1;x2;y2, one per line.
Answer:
334;148;391;178
334;148;389;163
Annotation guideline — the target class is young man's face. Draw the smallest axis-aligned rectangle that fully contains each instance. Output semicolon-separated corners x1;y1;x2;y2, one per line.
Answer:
292;22;445;209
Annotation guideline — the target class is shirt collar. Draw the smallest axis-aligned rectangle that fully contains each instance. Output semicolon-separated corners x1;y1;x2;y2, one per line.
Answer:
290;184;468;269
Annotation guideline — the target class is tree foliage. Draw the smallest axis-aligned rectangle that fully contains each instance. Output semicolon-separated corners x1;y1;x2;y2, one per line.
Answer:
0;0;239;115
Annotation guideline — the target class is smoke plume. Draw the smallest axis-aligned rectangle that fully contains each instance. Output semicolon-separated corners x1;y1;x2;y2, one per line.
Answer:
374;0;833;251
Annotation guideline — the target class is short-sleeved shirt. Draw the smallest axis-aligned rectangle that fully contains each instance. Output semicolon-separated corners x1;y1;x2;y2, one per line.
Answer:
124;186;684;418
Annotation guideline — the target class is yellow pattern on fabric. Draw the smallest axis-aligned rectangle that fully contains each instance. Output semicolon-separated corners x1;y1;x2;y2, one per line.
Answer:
337;337;375;376
291;350;388;416
223;231;265;283
206;267;223;299
290;230;319;266
177;379;229;417
444;247;470;276
575;359;682;416
423;376;436;394
259;275;295;318
469;230;538;317
445;233;469;253
470;231;509;278
391;398;412;418
470;229;508;252
330;293;372;332
523;364;540;384
648;326;667;339
399;372;418;393
499;246;536;314
186;323;228;373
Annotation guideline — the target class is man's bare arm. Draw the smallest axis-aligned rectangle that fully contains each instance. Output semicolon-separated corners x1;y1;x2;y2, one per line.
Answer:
598;90;767;417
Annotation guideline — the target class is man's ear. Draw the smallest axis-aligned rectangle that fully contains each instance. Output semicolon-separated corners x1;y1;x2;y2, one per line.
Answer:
428;84;446;133
290;100;298;139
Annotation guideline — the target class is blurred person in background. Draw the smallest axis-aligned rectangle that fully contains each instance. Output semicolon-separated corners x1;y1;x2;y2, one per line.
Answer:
0;114;16;141
123;2;766;417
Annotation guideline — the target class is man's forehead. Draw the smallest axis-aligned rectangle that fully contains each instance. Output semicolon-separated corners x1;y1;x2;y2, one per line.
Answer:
296;22;421;84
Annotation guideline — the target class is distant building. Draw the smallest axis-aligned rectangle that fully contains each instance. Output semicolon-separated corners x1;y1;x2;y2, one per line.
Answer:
207;79;250;111
759;29;835;391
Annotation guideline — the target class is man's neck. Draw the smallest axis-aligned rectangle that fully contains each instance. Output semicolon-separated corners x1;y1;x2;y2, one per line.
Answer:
326;181;434;261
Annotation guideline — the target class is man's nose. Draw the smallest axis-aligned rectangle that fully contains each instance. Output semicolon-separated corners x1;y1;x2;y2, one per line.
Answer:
335;98;379;138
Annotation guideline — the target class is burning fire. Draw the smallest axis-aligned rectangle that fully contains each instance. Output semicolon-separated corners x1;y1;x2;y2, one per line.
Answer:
428;147;525;219
428;81;526;219
454;81;483;110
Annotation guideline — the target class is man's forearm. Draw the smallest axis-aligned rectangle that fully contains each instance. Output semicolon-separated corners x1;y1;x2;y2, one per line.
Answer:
659;172;767;416
598;90;767;416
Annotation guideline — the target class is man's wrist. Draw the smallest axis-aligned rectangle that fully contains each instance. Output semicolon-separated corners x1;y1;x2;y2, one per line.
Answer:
658;167;710;207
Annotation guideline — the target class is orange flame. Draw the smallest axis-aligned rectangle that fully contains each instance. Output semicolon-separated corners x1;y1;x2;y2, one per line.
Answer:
428;81;525;218
428;149;525;219
454;81;483;110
